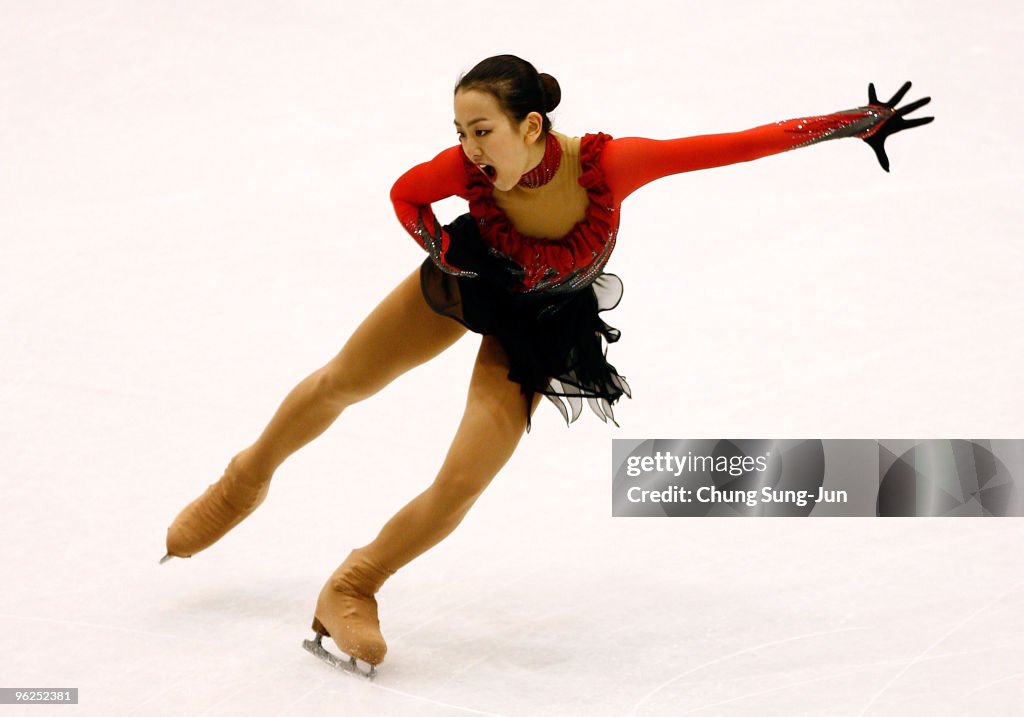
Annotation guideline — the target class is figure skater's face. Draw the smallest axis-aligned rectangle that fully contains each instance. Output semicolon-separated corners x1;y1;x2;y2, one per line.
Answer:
454;88;544;192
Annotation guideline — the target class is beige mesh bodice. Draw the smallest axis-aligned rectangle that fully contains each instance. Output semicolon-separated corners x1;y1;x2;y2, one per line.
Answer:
490;133;589;240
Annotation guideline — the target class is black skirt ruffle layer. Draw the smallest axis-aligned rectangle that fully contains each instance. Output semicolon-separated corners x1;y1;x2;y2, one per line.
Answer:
420;214;631;431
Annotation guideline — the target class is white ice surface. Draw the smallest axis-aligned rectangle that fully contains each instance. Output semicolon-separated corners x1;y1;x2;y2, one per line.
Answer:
2;1;1023;715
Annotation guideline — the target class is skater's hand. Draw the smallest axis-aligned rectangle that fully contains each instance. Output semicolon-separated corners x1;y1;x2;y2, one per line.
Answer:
860;81;934;172
415;209;479;278
435;229;479;278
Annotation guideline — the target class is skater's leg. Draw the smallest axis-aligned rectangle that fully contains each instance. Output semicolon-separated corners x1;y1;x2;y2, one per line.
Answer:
236;266;467;481
312;334;541;664
360;334;541;569
165;266;466;559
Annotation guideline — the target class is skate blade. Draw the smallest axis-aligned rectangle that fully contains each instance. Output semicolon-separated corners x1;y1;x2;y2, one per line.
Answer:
159;553;175;564
302;634;377;680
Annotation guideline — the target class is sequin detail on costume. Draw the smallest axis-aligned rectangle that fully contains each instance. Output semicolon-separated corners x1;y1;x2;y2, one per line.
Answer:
517;133;562;189
778;106;894;150
413;208;478;278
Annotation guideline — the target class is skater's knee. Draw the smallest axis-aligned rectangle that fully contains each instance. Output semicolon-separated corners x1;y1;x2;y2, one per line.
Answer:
315;362;381;406
431;466;493;510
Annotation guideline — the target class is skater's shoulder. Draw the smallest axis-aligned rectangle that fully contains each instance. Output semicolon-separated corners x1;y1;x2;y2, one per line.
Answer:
552;131;615;171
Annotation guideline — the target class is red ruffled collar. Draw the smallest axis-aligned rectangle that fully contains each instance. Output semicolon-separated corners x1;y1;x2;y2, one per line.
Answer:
463;132;619;293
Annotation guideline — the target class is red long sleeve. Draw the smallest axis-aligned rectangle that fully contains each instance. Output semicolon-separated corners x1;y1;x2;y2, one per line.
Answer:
601;106;889;203
389;146;471;272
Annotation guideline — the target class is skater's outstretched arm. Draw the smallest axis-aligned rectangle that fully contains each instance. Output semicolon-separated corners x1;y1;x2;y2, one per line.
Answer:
602;82;933;202
389;146;476;277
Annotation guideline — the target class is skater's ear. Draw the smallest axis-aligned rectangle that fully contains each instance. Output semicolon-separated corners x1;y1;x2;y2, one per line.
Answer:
520;111;545;144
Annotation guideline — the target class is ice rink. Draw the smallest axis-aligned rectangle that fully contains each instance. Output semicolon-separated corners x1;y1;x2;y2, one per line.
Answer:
2;1;1022;714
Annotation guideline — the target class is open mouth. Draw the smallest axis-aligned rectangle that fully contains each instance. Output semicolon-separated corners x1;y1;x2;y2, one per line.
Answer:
477;163;497;181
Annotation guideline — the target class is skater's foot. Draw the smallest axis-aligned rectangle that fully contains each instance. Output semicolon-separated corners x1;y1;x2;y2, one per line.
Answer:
312;548;395;666
164;453;270;559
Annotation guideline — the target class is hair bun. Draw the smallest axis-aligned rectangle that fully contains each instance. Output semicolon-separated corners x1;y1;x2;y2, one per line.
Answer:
538;73;561;113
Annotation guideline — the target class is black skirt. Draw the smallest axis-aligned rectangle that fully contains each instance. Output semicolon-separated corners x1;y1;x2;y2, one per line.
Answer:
420;214;631;431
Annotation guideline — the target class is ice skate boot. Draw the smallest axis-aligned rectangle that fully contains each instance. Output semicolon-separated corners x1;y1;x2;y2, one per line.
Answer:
302;548;395;678
161;455;269;562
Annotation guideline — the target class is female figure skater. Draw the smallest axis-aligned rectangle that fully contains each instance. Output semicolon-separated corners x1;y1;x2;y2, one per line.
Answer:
163;55;931;675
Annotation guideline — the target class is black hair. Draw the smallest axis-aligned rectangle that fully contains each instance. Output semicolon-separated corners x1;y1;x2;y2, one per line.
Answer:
455;55;561;133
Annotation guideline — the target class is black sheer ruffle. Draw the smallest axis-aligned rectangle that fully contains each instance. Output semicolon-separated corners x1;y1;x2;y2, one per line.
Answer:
420;214;631;431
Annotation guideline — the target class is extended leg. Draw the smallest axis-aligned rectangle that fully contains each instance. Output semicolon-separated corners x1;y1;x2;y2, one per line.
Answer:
311;335;542;665
362;334;541;569
233;266;467;480
165;266;467;560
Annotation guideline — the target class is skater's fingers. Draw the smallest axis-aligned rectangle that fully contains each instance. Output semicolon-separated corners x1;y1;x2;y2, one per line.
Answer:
868;82;879;105
901;116;934;130
867;137;891;173
885;81;913;107
876;152;890;173
895;96;931;117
